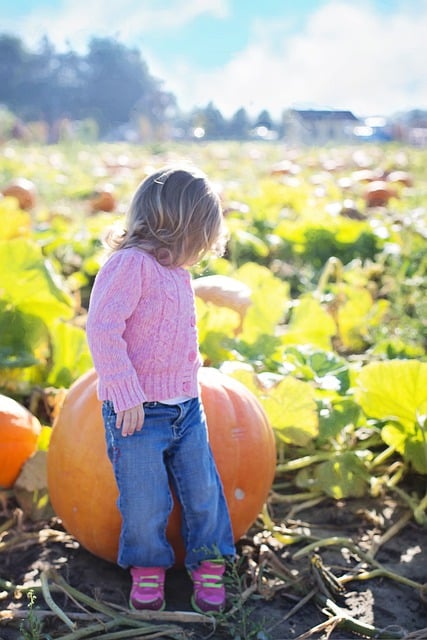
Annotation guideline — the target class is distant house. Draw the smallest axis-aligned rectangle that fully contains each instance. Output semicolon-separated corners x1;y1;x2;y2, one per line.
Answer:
283;109;360;145
396;110;427;147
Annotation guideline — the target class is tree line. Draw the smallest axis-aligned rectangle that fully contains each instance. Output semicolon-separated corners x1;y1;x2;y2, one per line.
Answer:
0;34;279;142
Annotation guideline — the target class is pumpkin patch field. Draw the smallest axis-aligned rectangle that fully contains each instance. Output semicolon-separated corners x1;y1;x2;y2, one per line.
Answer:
1;141;427;639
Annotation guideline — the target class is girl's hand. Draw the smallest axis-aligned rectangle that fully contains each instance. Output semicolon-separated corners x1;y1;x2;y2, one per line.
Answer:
116;405;144;437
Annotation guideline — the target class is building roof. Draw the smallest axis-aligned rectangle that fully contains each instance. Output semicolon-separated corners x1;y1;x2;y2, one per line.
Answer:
292;109;359;122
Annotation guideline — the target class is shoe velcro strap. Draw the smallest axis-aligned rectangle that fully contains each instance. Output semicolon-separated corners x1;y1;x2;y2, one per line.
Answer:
198;576;223;587
136;578;162;587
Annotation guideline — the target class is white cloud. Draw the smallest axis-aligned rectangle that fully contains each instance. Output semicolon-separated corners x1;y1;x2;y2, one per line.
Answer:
3;0;229;51
2;0;426;118
159;0;427;117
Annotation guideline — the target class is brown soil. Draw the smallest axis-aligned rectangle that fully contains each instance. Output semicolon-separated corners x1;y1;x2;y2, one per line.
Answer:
1;486;426;640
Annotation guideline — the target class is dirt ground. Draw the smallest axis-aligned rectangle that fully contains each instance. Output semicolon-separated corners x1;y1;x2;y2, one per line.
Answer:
1;485;426;640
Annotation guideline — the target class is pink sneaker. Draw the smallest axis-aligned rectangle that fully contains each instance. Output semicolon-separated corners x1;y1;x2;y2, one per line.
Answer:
190;560;226;613
129;567;165;611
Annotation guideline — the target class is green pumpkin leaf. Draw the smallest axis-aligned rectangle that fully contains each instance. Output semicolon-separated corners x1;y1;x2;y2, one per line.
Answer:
0;238;73;322
0;304;49;369
0;197;32;240
355;360;427;429
337;286;389;351
317;398;361;443
236;262;289;340
381;422;427;474
306;349;351;393
230;369;318;446
46;321;93;388
196;298;239;365
296;451;370;498
355;360;427;473
281;296;336;350
232;228;270;257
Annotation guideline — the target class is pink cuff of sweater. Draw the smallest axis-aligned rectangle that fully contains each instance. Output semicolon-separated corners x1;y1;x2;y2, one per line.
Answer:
97;374;147;413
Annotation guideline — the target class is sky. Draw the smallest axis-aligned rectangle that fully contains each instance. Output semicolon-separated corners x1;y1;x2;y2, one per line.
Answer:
1;0;426;119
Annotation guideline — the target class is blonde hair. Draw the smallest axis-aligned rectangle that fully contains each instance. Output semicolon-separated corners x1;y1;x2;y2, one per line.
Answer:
107;166;227;266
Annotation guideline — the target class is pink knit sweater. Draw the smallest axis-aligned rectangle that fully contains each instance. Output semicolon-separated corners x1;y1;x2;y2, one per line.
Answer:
86;247;202;412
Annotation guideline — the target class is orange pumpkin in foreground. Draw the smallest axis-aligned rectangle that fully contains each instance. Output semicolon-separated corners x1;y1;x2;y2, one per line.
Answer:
47;367;276;565
0;394;41;488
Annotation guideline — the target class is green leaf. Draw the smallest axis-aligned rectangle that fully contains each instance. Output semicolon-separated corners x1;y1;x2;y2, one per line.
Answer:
236;262;289;341
233;334;283;369
231;228;270;258
306;349;351;393
230;369;318;446
316;452;371;498
337;286;389;351
0;238;74;322
381;421;427;474
196;298;240;365
0;197;32;240
317;398;361;443
355;360;427;473
0;304;49;369
355;360;427;429
296;451;370;498
0;238;80;388
46;321;93;388
281;296;336;350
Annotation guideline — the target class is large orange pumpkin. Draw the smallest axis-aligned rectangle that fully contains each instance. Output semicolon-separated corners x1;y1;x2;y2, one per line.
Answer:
0;394;41;488
47;367;276;564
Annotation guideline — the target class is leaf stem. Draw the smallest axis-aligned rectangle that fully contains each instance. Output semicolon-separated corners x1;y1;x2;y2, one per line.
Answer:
292;534;426;593
270;490;324;503
319;596;405;639
276;452;332;473
40;571;76;631
368;509;412;557
369;445;396;469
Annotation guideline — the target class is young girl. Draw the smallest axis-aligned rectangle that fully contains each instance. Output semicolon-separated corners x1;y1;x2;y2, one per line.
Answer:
86;166;235;612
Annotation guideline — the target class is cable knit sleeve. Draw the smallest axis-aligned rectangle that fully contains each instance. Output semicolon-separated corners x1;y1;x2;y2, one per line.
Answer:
86;249;147;412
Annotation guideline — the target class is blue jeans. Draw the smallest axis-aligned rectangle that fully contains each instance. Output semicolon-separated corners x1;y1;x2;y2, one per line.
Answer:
102;398;235;570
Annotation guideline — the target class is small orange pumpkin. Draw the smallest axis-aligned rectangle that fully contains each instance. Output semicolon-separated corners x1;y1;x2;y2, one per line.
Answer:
89;185;116;213
2;178;37;210
364;180;396;208
0;394;41;488
47;367;276;564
